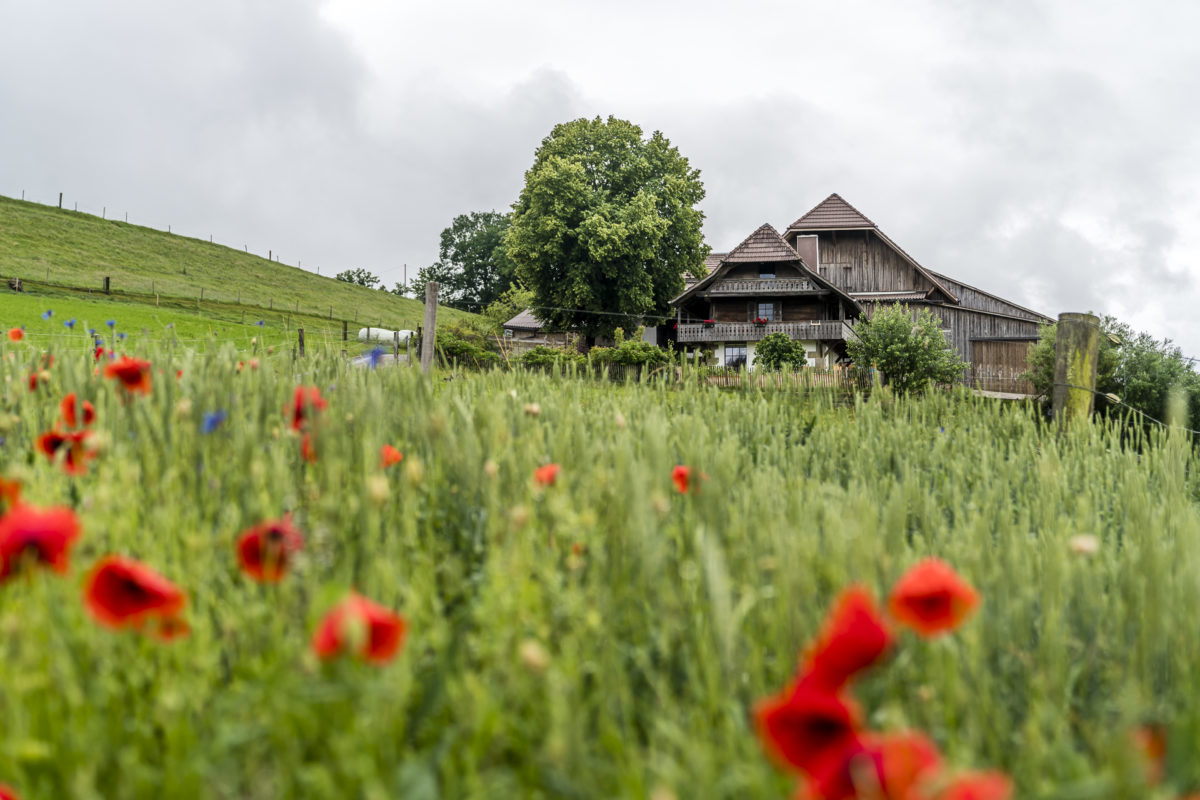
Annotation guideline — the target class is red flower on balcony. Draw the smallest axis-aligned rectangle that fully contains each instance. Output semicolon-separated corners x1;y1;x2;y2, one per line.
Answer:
753;317;769;326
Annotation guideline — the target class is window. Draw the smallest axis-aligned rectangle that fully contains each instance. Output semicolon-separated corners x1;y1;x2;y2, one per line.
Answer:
725;345;747;369
759;266;775;279
756;302;776;321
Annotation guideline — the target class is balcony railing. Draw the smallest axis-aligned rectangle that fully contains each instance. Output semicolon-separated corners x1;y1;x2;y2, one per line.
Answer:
677;320;857;343
701;278;818;295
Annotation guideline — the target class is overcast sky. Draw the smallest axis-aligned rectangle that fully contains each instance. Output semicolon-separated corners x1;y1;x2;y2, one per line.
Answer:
3;1;1199;356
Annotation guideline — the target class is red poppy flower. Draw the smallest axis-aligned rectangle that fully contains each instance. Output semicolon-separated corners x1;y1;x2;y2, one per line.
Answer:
0;783;21;800
236;517;305;582
103;356;152;395
888;558;980;637
60;392;96;429
288;386;327;431
0;476;22;511
672;465;691;494
36;429;94;475
300;432;318;463
533;463;560;486
84;556;187;632
808;730;942;800
175;369;183;380
27;373;38;392
754;680;861;779
311;593;408;665
380;444;404;469
801;585;894;690
7;327;23;342
94;345;105;361
0;504;82;581
1132;723;1167;785
910;770;1013;800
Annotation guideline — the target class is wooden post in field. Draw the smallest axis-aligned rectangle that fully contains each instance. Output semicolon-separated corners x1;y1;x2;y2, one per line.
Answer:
1052;312;1101;425
421;282;438;373
342;320;347;341
393;329;399;362
298;328;305;357
58;193;62;209
103;276;110;295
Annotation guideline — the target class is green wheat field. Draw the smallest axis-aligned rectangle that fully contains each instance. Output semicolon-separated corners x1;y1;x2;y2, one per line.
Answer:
0;324;1198;799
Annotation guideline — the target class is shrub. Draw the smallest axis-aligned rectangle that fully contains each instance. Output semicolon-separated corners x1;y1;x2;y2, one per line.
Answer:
518;345;586;371
754;332;807;371
847;304;966;392
435;322;500;369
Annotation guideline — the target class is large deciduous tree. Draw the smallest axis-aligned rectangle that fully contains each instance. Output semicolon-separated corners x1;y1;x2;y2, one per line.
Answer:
408;211;515;311
505;116;708;340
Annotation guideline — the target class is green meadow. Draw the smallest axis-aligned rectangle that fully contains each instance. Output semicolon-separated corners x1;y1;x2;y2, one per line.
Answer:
0;331;1197;798
0;194;479;333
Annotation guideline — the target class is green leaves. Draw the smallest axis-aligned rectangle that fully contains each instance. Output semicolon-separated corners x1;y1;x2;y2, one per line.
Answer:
507;116;708;339
847;304;967;392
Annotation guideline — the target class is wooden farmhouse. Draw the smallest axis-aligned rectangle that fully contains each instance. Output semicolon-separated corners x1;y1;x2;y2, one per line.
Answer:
671;194;1052;385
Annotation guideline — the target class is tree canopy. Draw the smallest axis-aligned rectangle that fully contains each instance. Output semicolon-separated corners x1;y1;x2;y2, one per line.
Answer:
1024;315;1200;430
406;211;515;311
334;268;381;289
505;116;708;340
846;304;967;392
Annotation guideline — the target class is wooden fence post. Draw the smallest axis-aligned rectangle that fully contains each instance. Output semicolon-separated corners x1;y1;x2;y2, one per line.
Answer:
103;276;110;295
342;320;348;342
393;329;400;362
58;192;62;209
1052;312;1100;425
421;282;438;373
298;328;305;357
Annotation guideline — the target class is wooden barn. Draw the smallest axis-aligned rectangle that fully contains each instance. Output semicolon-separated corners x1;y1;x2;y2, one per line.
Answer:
672;193;1051;391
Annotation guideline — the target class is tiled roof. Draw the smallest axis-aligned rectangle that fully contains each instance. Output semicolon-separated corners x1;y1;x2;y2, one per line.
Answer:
788;193;875;231
503;309;544;331
722;224;801;262
687;252;726;287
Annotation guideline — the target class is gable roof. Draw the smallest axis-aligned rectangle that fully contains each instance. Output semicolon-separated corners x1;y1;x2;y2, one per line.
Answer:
723;223;806;262
784;193;960;305
788;193;875;230
669;223;862;315
687;251;725;288
503;309;544;331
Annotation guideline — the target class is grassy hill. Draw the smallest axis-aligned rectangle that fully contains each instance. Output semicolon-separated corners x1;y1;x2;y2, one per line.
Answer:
0;194;478;337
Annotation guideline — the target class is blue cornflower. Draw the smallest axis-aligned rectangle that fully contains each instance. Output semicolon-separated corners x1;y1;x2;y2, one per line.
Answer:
256;320;265;327
366;347;386;369
201;409;228;434
64;318;76;329
88;328;97;336
117;332;127;341
41;309;53;320
106;319;116;328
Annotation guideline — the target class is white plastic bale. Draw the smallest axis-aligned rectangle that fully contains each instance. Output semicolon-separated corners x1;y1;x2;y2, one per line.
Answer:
357;328;415;343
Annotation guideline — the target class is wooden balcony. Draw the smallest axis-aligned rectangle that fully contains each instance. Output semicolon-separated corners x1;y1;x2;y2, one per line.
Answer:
677;320;857;344
700;278;818;296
